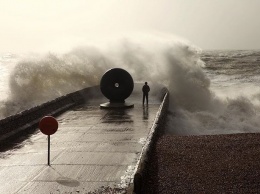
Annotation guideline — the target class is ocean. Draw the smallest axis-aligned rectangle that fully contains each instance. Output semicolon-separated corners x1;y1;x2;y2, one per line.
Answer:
1;37;260;135
167;49;260;135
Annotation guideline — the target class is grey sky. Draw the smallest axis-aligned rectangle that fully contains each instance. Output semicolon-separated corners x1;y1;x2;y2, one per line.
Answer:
0;0;259;53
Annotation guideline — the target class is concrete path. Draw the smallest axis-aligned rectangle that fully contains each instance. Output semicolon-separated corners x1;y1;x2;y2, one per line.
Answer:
0;95;161;193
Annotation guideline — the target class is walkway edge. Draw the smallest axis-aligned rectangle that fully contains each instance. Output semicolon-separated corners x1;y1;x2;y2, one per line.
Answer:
132;91;169;194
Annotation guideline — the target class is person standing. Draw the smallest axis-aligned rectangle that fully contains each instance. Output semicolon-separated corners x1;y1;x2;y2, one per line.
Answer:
142;82;150;105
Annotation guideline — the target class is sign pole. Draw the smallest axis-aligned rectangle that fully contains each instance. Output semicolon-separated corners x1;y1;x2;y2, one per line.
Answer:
48;135;50;166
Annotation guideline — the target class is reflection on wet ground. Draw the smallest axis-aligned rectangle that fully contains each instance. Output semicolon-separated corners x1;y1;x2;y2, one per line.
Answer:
0;128;38;155
103;109;132;120
143;105;149;120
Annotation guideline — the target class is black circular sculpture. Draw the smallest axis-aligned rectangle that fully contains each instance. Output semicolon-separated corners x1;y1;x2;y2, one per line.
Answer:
100;68;134;108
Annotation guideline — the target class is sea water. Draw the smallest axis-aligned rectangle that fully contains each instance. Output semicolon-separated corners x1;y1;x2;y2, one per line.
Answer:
168;49;260;135
0;36;260;135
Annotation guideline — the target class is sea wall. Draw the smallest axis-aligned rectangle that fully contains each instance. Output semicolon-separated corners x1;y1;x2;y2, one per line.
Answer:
0;86;100;142
133;90;169;194
0;84;166;144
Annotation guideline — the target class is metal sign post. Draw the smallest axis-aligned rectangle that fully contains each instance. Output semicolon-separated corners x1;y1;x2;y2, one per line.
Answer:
48;135;50;165
39;116;58;166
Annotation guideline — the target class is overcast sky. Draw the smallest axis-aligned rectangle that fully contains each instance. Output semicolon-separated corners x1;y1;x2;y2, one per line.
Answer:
0;0;260;53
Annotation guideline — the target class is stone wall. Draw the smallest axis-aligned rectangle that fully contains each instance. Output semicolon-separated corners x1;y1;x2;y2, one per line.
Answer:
0;86;100;142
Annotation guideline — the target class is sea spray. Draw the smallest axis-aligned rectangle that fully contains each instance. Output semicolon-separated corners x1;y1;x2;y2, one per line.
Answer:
1;48;112;117
166;49;260;135
0;34;178;117
1;35;260;135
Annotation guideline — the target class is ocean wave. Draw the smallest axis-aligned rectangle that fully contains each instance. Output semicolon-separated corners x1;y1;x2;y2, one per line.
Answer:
1;36;260;136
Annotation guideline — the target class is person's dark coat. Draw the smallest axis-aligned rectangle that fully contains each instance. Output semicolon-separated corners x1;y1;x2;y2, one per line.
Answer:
142;85;150;94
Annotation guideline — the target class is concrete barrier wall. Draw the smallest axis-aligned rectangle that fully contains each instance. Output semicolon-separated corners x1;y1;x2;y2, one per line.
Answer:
0;84;166;143
0;86;100;142
133;90;169;194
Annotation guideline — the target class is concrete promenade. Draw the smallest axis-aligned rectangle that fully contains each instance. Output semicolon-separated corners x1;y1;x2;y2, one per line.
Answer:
0;94;162;193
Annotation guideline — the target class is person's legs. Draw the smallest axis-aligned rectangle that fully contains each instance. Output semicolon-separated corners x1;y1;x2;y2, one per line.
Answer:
145;94;148;105
143;93;145;104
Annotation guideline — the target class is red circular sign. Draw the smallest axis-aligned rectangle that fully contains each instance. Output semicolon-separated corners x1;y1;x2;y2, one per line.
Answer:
39;116;58;135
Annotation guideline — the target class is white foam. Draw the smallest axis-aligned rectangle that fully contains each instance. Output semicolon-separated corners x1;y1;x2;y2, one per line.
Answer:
1;34;260;135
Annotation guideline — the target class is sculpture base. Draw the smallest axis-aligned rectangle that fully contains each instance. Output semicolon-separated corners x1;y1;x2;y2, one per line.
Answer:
100;102;134;109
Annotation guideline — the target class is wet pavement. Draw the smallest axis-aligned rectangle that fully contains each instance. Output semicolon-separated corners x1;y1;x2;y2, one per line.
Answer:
0;96;161;193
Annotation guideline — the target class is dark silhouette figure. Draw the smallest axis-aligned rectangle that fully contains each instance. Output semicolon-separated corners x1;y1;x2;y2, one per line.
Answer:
142;82;150;105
